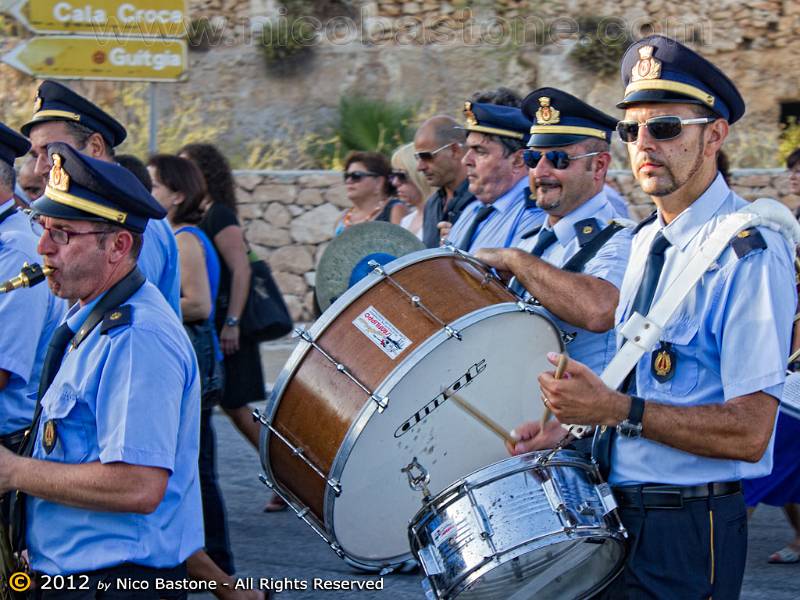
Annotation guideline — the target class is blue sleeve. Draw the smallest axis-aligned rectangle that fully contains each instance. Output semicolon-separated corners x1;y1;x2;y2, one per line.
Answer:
713;235;796;401
94;326;193;471
582;227;633;289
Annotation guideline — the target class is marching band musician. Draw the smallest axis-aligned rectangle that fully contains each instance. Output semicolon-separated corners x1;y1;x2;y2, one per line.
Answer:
0;124;66;454
444;102;545;251
21;80;182;316
511;36;796;598
0;143;203;597
476;88;632;451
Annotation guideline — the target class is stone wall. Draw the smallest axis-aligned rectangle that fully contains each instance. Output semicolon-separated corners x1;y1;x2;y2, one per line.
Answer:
237;168;799;322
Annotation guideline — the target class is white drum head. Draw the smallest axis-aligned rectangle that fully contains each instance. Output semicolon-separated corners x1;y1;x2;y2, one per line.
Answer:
329;306;562;564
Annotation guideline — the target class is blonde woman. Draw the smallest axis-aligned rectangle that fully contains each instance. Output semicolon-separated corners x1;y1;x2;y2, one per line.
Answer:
391;143;433;240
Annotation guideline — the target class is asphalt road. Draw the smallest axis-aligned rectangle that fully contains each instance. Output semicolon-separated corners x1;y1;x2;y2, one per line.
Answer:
201;340;800;599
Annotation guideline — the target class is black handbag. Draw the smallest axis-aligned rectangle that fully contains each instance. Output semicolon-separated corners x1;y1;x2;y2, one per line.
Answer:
240;251;293;342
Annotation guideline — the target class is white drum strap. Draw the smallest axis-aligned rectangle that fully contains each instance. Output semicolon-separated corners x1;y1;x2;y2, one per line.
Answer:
565;202;796;438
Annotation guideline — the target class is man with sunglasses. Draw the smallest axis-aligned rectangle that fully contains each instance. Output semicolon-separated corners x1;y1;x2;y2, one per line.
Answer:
476;88;632;445
514;36;796;598
445;102;544;253
21;80;181;316
413;115;475;248
0;143;203;596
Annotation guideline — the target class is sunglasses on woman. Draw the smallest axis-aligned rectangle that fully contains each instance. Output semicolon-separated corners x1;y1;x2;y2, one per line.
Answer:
389;171;408;184
343;170;379;183
617;116;717;144
522;150;601;170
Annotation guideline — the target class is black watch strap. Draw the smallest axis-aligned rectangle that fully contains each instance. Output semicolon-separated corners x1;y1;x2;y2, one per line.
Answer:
627;395;645;425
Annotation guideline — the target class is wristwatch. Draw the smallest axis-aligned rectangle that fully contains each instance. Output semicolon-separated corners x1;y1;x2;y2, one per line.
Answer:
225;316;240;327
616;395;645;438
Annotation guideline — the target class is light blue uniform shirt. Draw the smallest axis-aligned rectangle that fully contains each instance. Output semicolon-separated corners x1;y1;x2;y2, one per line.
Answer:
0;200;67;436
517;191;632;374
448;178;545;252
27;281;203;575
138;217;181;318
611;174;796;486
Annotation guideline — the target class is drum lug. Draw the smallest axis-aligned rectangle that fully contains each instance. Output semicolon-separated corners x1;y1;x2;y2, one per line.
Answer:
402;457;433;501
561;330;576;345
297;326;391;414
417;545;444;576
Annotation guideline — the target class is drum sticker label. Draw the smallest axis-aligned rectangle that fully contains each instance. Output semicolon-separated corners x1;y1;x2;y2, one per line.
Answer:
352;306;411;359
431;519;459;547
395;359;487;438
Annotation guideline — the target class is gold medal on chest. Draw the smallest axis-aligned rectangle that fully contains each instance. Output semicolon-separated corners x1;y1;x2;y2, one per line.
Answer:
43;419;58;454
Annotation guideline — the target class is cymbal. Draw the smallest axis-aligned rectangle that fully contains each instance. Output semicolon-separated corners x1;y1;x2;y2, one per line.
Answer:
315;221;425;311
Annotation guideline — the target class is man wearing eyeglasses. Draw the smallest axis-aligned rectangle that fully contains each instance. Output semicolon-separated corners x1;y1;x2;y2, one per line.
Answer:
445;102;545;253
20;80;181;317
476;88;632;445
413;115;475;248
0;124;67;458
512;36;796;599
0;143;203;596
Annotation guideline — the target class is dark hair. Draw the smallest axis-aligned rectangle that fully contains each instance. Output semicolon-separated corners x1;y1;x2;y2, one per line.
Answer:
787;148;800;170
116;154;152;192
470;87;522;108
97;226;143;260
64;121;115;158
344;151;395;196
179;143;238;214
0;161;15;192
147;154;207;225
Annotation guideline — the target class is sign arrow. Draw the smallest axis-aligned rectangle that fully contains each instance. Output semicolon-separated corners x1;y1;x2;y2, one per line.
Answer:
2;35;188;81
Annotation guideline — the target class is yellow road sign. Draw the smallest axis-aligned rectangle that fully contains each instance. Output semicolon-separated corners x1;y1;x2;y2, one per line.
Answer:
1;0;187;37
2;35;187;81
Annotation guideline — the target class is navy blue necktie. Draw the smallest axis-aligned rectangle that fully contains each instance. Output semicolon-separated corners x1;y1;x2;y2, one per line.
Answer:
459;205;494;251
593;231;671;478
531;228;557;257
37;322;74;402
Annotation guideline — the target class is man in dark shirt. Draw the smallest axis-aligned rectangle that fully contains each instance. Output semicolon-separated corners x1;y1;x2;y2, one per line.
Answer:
414;115;475;248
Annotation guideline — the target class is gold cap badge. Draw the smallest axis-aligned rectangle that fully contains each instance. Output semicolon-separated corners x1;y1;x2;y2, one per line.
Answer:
536;97;560;125
632;45;662;82
48;154;70;193
464;101;478;127
33;94;43;113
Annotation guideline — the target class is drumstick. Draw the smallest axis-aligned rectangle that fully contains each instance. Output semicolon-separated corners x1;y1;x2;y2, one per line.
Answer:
447;392;517;446
540;353;568;427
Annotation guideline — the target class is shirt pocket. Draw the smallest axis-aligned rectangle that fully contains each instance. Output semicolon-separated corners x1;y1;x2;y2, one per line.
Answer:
40;387;92;462
648;316;700;398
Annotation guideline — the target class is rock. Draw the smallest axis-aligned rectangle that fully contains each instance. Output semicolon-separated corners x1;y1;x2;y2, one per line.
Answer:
237;202;262;220
246;220;291;247
252;184;297;204
324;185;350;208
736;174;772;187
283;295;305;323
304;271;316;287
236;173;262;191
269;245;314;274
263;202;292;228
297;188;324;206
290;203;342;244
287;205;305;216
298;173;340;188
273;272;307;296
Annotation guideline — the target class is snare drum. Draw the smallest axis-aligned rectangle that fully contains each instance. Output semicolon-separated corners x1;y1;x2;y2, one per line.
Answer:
258;248;564;570
408;450;627;600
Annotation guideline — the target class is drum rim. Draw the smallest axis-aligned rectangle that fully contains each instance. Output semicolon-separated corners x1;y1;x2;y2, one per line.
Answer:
429;527;628;600
325;303;563;566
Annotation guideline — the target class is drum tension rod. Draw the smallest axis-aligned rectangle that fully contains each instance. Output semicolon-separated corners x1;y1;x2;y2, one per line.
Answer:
253;409;343;496
367;261;462;341
295;328;389;412
257;474;345;558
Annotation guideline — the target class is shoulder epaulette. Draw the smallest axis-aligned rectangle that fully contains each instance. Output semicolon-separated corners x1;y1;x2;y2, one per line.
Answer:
730;227;767;259
574;218;602;247
521;225;543;240
100;304;133;335
633;210;658;234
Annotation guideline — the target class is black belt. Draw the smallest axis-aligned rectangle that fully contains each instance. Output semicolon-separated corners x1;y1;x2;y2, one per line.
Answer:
613;481;742;509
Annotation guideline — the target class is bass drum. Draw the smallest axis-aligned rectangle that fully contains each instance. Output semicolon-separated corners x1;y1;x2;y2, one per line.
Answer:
259;248;564;570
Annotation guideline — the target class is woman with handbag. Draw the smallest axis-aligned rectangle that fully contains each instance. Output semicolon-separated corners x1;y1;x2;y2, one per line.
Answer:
179;144;285;512
148;154;264;598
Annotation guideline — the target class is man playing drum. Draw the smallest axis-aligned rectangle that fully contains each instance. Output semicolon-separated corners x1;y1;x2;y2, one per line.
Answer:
511;35;796;598
477;88;632;451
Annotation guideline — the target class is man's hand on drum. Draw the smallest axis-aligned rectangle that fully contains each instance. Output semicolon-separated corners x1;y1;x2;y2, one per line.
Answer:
538;352;629;427
474;248;516;282
437;221;452;246
506;419;565;456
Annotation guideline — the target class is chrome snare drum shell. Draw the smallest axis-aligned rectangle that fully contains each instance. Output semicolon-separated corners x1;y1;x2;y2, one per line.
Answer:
408;450;627;600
